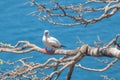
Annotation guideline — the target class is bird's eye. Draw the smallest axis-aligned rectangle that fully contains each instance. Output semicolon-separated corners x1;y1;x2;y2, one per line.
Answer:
45;32;48;35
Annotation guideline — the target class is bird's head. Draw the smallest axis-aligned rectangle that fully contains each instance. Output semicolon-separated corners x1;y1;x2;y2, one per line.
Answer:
44;30;50;37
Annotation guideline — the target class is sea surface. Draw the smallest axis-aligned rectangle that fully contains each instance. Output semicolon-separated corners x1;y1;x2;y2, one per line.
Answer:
0;0;120;80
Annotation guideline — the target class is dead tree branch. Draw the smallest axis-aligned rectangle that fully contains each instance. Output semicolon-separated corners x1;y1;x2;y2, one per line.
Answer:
76;58;119;72
0;34;120;79
26;0;120;26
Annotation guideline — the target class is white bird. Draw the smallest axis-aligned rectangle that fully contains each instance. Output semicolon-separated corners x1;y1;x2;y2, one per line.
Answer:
42;30;65;50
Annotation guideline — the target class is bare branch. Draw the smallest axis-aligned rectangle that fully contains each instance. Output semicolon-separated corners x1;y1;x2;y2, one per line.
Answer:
76;58;119;72
26;0;120;27
0;34;120;79
66;65;75;80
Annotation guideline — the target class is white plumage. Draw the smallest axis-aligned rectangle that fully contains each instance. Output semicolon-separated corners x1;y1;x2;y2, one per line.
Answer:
42;30;64;50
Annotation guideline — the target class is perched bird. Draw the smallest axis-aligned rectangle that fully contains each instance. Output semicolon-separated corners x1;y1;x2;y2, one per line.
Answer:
42;30;65;50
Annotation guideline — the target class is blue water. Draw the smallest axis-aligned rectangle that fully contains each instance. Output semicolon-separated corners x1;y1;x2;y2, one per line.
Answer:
0;0;120;80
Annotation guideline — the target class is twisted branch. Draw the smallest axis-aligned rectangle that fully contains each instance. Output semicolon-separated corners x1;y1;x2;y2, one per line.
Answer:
0;34;120;79
26;0;120;26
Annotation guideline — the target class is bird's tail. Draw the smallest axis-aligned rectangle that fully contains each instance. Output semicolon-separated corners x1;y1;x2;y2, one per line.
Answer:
61;45;66;48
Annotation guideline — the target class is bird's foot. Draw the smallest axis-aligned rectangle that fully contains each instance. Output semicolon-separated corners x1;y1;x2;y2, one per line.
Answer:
42;48;47;53
42;48;55;54
47;49;55;54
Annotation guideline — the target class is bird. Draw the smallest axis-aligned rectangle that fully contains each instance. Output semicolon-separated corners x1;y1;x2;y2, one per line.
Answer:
42;30;65;50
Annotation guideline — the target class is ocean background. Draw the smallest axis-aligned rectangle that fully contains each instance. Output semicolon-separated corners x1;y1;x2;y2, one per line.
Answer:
0;0;120;80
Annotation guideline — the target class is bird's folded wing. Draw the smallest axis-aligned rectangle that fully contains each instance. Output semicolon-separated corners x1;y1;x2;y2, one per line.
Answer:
48;37;61;48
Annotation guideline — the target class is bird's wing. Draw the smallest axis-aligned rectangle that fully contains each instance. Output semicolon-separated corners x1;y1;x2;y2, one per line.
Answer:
48;36;61;48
